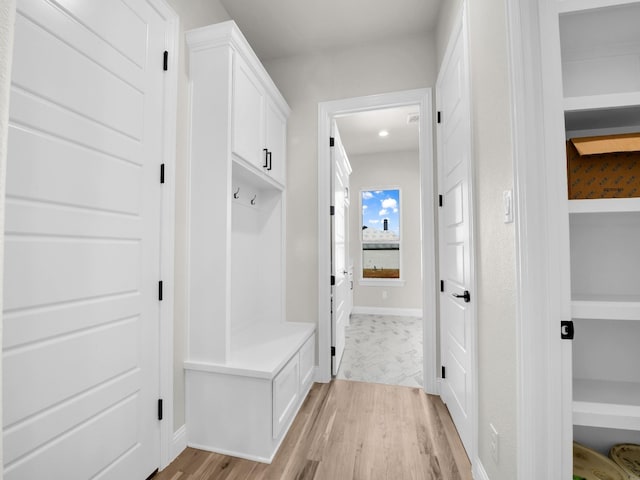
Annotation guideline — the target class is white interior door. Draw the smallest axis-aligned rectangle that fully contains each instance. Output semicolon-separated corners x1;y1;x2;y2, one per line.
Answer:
437;13;475;456
331;123;350;376
3;1;167;478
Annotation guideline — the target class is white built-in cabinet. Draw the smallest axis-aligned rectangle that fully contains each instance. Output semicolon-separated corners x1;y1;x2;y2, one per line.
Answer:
184;21;315;463
556;0;640;453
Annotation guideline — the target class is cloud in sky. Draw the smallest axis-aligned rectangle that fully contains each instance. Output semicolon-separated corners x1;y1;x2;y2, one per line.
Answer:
379;209;387;215
369;219;380;224
363;205;368;210
381;198;397;210
362;191;374;200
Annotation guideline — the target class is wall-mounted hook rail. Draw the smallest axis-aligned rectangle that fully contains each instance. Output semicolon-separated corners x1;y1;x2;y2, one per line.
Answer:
251;195;257;205
233;187;240;199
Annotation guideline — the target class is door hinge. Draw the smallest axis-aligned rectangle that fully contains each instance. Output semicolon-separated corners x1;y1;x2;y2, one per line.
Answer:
438;194;443;207
437;111;442;124
330;137;335;147
330;275;335;286
163;51;168;71
158;398;163;420
330;205;335;216
160;164;165;184
441;366;446;379
158;281;163;301
440;280;444;292
561;320;574;340
331;346;336;356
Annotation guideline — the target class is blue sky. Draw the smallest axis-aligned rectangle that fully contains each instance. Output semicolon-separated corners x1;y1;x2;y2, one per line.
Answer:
361;189;400;235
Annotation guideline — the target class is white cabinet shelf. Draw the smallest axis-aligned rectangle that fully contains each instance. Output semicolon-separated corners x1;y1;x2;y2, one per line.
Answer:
572;295;640;320
574;379;640;431
557;0;640;13
569;198;640;213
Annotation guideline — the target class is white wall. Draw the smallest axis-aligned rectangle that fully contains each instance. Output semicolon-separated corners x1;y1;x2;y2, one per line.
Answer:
263;33;437;340
163;0;231;433
0;3;16;477
349;150;422;312
438;2;518;479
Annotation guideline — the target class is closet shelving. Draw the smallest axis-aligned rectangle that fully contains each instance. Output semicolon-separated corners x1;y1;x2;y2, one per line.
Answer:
559;0;640;450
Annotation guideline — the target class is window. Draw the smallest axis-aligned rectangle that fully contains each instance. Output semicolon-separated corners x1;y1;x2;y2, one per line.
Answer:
361;188;400;280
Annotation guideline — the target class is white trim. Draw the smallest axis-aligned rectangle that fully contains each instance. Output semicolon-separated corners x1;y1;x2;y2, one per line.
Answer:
170;425;187;464
186;442;274;464
351;306;422;317
473;459;491;480
317;88;437;394
152;0;179;470
505;0;570;478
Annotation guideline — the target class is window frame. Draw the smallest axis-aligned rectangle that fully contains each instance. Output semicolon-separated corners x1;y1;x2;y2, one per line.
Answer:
359;186;405;287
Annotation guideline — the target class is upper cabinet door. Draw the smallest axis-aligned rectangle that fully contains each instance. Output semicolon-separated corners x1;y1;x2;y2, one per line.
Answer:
265;98;287;186
232;57;265;169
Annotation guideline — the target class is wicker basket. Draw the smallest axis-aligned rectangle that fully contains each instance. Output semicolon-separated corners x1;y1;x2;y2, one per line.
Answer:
610;444;640;480
573;442;628;480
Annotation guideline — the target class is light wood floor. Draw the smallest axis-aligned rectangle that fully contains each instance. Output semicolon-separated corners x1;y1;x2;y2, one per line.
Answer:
156;380;472;480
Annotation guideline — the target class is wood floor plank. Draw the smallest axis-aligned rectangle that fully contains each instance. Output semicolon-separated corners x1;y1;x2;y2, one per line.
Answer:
156;380;472;480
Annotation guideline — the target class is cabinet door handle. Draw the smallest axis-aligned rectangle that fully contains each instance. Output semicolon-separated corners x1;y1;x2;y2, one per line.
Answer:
452;290;471;303
263;148;269;168
267;151;272;171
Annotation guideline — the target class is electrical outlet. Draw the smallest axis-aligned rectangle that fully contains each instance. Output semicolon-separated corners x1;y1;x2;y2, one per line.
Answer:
489;423;499;464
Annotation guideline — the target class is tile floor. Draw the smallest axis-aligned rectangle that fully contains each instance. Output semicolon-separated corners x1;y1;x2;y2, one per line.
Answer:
336;313;423;388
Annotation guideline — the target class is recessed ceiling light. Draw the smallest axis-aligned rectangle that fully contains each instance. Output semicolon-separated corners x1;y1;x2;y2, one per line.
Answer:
378;130;389;137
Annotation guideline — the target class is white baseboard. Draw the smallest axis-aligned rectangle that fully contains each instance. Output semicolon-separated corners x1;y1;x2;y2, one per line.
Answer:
170;424;187;464
312;366;325;383
473;458;490;480
352;306;423;317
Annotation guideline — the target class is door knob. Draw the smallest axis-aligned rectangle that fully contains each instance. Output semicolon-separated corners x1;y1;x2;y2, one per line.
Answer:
452;290;471;303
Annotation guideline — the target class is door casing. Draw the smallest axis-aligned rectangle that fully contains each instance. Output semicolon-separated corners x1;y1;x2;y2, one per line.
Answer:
317;88;437;393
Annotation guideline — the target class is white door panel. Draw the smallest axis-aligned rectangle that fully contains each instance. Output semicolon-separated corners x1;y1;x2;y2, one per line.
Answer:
331;123;351;376
437;12;474;456
3;1;167;478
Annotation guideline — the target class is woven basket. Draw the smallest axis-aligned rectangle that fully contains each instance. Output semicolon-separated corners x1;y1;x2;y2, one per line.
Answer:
573;442;628;480
610;444;640;480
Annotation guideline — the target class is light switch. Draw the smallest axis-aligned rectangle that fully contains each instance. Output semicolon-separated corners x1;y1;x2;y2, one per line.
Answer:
503;190;514;223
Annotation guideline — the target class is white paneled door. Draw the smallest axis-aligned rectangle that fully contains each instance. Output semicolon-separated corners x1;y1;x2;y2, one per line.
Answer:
331;123;351;376
3;1;168;478
437;11;475;457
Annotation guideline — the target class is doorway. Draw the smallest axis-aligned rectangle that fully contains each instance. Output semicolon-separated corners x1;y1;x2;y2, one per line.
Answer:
333;107;423;388
317;88;437;394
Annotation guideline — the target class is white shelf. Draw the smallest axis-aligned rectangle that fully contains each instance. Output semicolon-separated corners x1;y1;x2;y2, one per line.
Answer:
184;322;315;379
565;92;640;113
232;156;284;193
572;295;640;320
573;378;640;430
557;0;640;14
569;198;640;213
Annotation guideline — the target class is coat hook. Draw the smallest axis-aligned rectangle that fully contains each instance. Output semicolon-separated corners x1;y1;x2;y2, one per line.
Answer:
233;187;240;199
251;194;257;205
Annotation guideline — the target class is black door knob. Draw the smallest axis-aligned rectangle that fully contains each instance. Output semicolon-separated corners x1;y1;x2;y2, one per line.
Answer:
452;290;471;303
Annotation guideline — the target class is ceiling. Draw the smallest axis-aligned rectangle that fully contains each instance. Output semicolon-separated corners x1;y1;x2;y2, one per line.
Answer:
218;0;440;157
336;106;420;156
219;0;442;61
